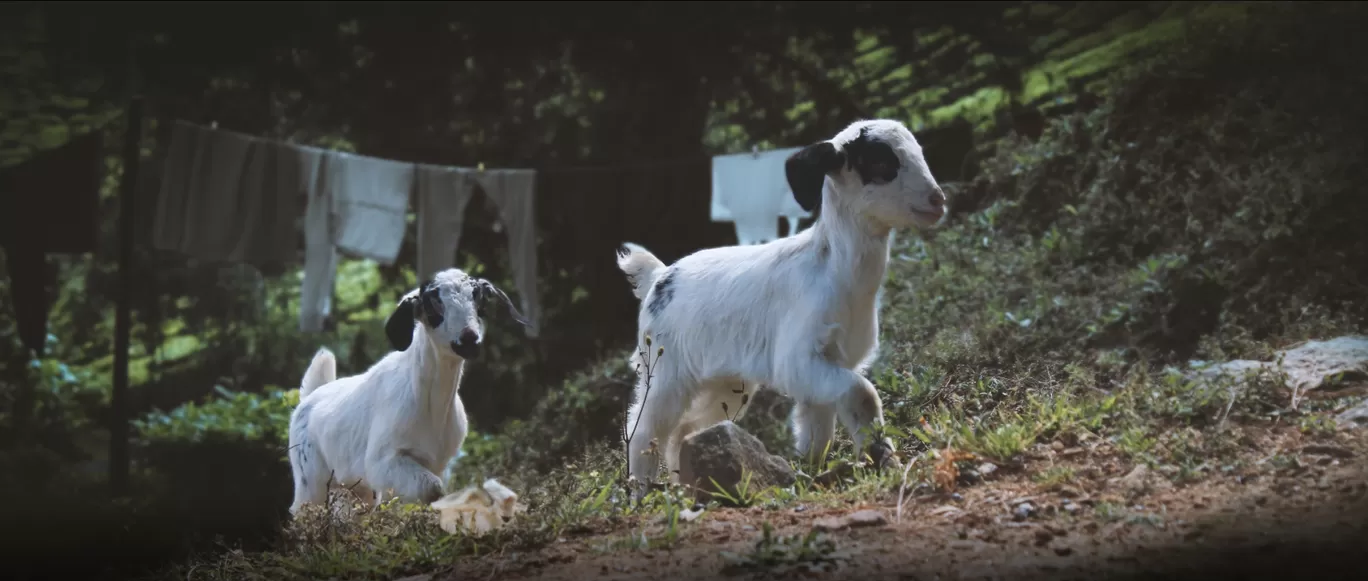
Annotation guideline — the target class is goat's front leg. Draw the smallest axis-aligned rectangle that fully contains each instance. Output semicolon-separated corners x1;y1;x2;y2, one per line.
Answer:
367;448;445;505
780;354;893;468
836;376;895;468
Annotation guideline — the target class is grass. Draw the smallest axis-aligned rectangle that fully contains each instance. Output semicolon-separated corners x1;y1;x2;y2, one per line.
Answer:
36;3;1368;580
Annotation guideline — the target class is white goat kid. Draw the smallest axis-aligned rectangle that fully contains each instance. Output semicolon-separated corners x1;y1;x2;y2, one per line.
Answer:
286;269;529;514
616;119;947;499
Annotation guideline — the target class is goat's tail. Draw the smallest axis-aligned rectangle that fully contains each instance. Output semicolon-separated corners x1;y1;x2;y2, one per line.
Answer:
616;242;667;301
299;347;337;399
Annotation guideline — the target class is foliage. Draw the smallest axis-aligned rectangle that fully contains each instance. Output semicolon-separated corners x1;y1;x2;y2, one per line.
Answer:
134;386;298;446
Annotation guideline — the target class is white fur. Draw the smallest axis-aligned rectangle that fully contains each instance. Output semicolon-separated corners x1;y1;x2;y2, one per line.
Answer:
615;119;947;497
286;268;507;514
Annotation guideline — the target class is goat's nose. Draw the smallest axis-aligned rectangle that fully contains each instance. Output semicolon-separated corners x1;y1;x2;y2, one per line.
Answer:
929;188;946;209
458;328;480;345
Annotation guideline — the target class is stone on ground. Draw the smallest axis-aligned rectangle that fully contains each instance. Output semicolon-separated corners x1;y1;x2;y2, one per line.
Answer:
677;420;795;505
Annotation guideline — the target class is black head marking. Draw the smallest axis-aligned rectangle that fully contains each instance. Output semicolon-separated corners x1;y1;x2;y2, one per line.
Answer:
785;141;846;213
417;278;445;328
842;125;901;186
475;278;532;328
646;268;676;317
385;279;440;352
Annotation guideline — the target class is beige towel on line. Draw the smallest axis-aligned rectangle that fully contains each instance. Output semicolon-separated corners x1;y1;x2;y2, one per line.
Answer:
415;164;477;281
472;169;541;339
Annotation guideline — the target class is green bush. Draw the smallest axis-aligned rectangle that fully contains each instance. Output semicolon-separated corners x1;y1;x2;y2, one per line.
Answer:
133;387;300;552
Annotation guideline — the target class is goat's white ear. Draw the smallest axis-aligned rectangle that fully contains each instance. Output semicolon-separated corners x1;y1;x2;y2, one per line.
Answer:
785;141;846;213
385;295;419;352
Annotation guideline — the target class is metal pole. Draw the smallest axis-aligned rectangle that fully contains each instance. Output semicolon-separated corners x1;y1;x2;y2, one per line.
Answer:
110;36;143;495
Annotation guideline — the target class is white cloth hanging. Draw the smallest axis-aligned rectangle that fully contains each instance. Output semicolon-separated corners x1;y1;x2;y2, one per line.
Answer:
327;151;416;265
710;146;810;245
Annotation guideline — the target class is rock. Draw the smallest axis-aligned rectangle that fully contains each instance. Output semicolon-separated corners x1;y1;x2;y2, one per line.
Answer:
978;462;999;477
813;509;888;532
1188;335;1368;400
1302;444;1355;458
1012;502;1035;521
732;385;796;453
676;420;796;505
1113;464;1152;496
1336;401;1368;429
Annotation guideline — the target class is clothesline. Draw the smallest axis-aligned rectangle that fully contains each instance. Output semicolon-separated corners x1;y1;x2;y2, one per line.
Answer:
196;117;799;176
536;155;702;174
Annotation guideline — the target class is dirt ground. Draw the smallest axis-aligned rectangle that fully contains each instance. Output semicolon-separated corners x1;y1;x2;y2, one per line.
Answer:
443;425;1368;581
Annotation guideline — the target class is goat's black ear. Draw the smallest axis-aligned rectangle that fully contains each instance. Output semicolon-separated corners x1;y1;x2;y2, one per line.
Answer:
785;141;846;213
477;279;532;328
385;295;419;351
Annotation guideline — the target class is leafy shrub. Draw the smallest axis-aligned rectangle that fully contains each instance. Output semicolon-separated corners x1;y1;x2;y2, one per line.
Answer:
134;387;300;552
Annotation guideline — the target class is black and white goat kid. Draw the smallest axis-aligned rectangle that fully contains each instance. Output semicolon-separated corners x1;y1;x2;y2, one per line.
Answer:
286;269;528;514
616;119;948;500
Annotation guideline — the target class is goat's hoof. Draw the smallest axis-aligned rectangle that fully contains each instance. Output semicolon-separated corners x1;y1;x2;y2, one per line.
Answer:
866;441;896;470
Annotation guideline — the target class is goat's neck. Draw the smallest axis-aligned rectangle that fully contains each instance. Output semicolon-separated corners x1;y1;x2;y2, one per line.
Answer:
807;187;893;300
409;330;466;417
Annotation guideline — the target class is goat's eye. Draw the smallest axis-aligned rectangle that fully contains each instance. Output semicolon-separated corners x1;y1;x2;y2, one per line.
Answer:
869;162;896;183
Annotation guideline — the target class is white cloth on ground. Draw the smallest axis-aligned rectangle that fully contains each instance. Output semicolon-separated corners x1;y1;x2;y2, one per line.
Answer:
471;169;541;338
415;165;477;281
710;147;810;245
297;145;335;333
326;151;415;265
153;121;303;265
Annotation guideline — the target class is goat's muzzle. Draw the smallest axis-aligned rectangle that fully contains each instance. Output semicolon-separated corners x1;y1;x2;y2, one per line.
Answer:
450;328;482;360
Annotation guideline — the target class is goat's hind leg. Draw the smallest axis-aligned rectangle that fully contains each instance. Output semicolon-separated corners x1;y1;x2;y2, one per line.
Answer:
791;400;838;470
288;436;331;515
663;380;752;483
626;371;688;502
288;404;331;515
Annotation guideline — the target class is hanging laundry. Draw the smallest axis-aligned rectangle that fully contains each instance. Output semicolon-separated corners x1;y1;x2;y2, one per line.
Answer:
0;129;105;357
297;145;335;333
710;147;811;246
325;151;415;265
471;169;541;338
153;121;303;267
415;164;477;281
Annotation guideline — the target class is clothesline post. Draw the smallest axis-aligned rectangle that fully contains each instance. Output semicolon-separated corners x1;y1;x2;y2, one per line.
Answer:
109;94;144;496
